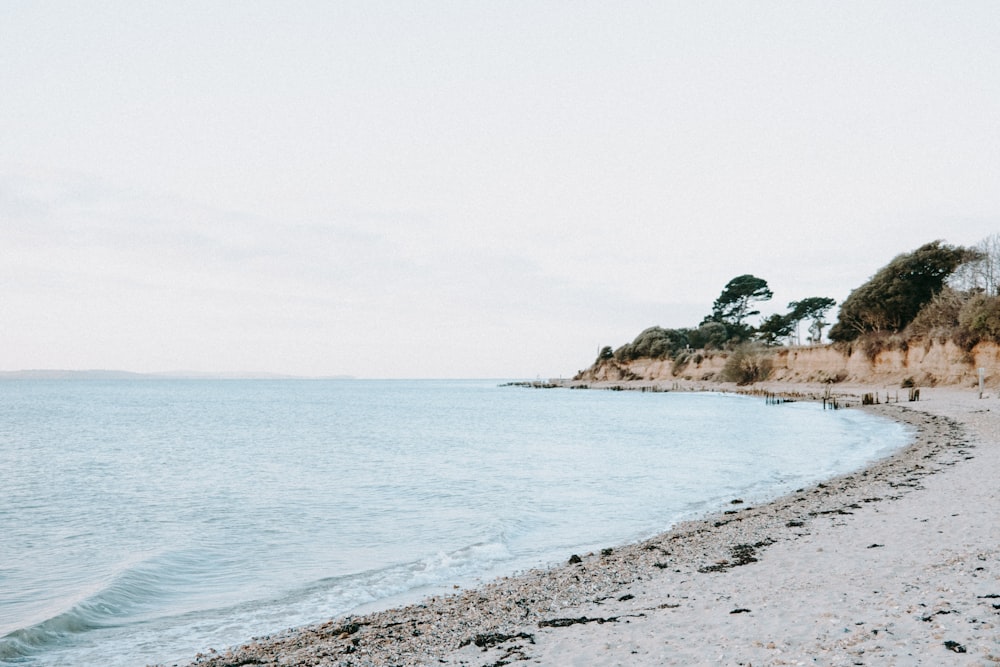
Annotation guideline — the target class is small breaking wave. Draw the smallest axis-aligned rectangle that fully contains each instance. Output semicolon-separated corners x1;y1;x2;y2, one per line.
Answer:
229;537;517;634
0;549;230;663
1;537;517;666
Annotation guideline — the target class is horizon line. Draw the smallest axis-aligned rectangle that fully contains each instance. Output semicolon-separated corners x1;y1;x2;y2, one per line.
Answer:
0;369;540;381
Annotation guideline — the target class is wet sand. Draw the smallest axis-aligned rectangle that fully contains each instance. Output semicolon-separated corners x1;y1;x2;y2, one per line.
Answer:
177;386;1000;666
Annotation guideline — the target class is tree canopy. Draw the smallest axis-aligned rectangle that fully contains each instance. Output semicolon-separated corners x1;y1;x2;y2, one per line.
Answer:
828;241;978;342
788;297;837;325
787;296;836;343
707;274;773;328
756;313;795;346
753;297;835;346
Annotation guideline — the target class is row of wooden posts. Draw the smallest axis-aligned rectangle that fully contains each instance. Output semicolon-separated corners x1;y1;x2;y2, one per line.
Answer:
860;388;921;405
744;387;922;409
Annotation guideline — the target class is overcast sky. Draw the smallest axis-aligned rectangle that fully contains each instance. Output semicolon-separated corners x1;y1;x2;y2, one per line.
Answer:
2;2;999;378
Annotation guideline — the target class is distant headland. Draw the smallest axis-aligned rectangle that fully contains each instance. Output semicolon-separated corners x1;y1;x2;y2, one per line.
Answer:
0;370;356;380
576;238;1000;388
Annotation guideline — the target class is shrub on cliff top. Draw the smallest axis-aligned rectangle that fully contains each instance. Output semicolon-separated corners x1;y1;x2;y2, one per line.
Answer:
614;326;689;361
905;287;967;343
959;294;1000;345
719;344;773;385
687;322;730;350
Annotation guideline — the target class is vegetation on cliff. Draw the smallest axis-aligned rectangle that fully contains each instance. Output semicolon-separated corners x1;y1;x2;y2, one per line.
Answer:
830;237;1000;359
607;276;836;364
828;241;980;342
586;236;1000;384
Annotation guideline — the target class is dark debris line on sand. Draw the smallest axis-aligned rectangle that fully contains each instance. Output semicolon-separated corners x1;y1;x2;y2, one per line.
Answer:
170;405;968;667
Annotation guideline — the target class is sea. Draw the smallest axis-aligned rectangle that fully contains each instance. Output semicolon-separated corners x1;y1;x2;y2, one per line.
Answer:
0;379;911;666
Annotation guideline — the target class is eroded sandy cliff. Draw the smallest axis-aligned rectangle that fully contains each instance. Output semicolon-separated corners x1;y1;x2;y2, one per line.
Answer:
576;340;1000;388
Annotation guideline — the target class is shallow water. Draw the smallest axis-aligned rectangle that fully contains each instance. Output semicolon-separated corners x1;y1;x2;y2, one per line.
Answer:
0;380;910;666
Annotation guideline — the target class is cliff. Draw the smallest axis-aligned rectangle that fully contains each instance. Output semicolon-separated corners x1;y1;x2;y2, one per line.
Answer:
575;340;1000;388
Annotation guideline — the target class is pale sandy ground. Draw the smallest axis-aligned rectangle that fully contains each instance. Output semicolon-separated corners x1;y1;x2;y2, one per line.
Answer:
181;385;999;667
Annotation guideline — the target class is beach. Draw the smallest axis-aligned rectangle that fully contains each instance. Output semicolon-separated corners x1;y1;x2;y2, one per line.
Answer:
178;385;999;666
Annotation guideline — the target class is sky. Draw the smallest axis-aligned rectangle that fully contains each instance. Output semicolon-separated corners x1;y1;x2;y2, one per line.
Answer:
2;2;999;378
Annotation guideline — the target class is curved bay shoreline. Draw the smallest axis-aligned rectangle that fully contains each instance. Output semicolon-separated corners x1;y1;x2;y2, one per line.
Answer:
172;385;999;666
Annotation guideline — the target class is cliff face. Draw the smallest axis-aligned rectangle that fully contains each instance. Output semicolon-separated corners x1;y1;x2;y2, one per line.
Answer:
576;340;1000;388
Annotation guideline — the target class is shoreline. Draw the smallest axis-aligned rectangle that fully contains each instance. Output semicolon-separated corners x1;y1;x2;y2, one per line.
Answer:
176;385;999;666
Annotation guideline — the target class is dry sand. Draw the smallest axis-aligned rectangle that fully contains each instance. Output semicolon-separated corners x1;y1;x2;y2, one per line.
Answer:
180;386;999;667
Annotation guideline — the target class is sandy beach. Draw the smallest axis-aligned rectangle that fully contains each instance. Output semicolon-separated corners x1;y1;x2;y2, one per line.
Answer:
179;385;999;667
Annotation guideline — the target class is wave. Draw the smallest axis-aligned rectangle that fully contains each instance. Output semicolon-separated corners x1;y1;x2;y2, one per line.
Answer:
217;536;519;636
0;549;229;663
0;536;518;665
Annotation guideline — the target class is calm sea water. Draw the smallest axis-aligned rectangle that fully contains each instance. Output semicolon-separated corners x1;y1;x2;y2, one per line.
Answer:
0;379;910;666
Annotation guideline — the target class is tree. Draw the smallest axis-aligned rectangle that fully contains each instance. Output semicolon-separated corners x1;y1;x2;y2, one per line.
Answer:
787;297;836;344
704;275;773;344
829;241;978;342
807;318;828;344
950;233;1000;296
756;313;795;346
754;297;836;346
707;275;773;328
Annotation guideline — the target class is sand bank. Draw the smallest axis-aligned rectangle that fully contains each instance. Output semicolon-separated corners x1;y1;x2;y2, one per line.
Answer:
178;386;999;666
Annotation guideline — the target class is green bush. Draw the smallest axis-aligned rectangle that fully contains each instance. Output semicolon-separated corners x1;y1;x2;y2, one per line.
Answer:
671;352;691;376
905;287;966;342
720;345;773;385
614;326;690;360
688;322;729;350
959;294;1000;344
